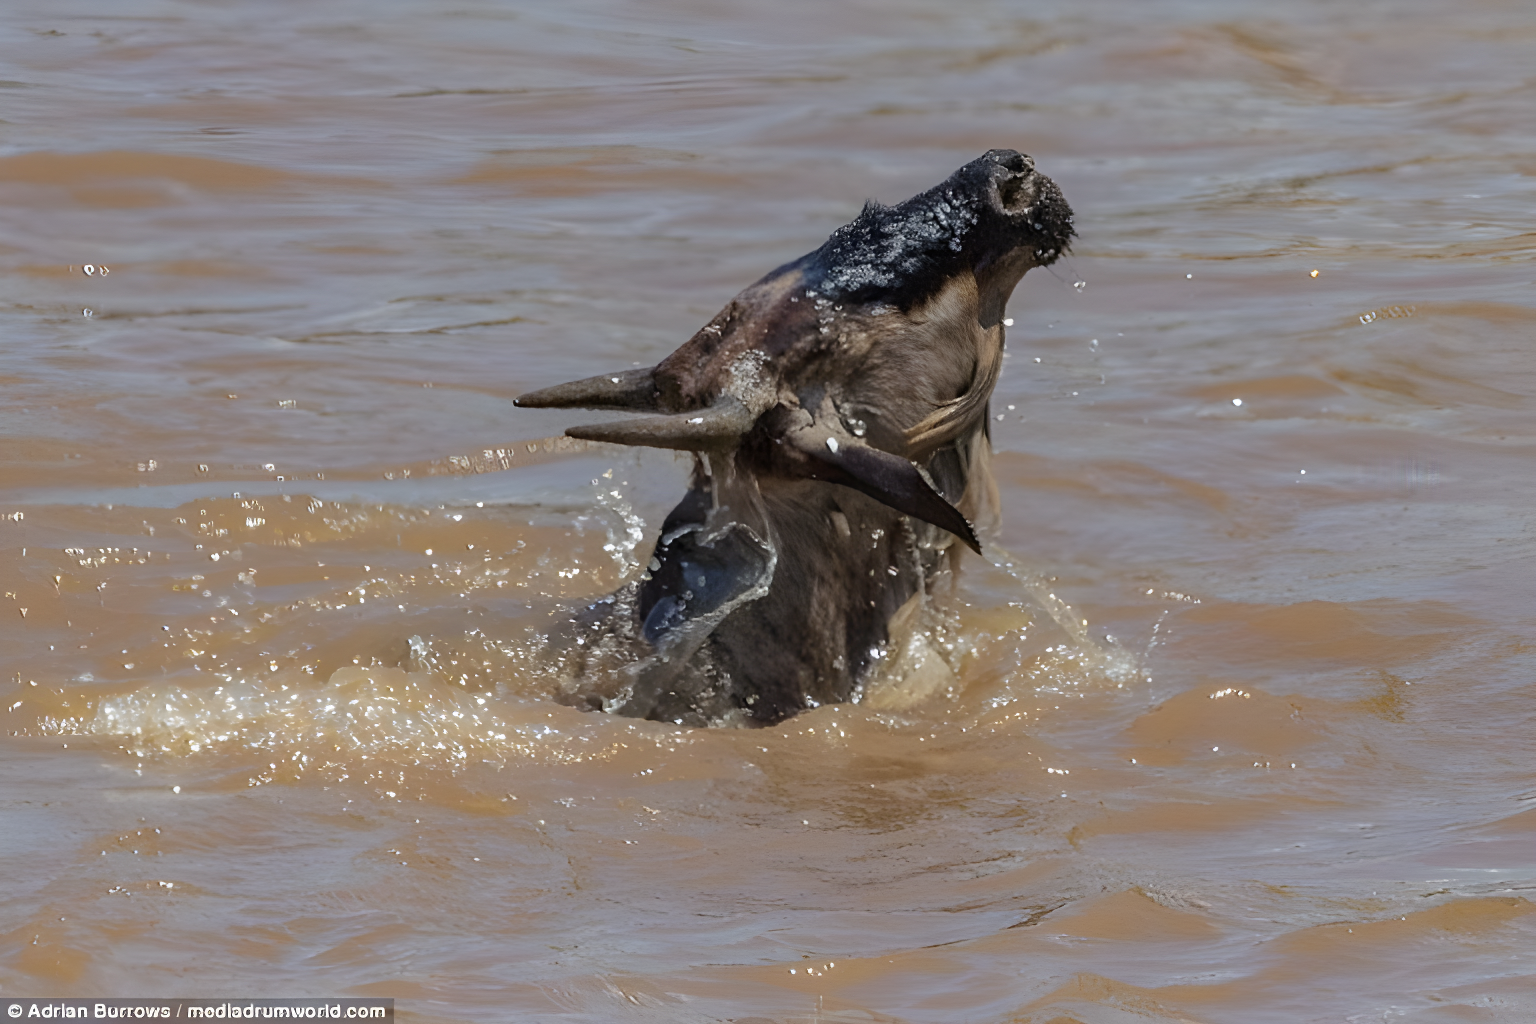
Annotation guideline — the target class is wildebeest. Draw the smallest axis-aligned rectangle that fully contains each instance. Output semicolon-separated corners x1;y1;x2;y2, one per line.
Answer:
517;149;1073;726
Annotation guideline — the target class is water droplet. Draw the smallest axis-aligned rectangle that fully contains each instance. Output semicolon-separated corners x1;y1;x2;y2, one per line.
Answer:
1002;318;1014;327
1309;269;1319;278
1232;398;1243;406
82;308;93;318
1186;273;1193;279
1073;281;1086;292
83;265;96;276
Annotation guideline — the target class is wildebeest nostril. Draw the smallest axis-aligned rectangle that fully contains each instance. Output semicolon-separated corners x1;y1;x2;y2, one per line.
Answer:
519;150;1073;726
991;148;1034;176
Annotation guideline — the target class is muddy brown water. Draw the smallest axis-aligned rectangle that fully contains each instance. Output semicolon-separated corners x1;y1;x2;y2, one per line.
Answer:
3;2;1534;1021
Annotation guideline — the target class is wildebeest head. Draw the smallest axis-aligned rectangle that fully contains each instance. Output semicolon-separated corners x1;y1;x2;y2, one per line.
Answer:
517;149;1073;725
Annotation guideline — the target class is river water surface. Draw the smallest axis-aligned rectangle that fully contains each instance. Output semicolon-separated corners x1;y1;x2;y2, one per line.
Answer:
2;1;1534;1021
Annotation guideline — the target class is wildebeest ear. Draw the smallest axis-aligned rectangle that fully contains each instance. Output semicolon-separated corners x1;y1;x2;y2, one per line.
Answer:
779;422;982;554
514;366;659;411
563;395;756;452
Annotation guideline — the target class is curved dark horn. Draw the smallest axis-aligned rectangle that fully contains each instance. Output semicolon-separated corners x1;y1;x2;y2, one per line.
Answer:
780;420;982;554
514;367;659;411
565;395;755;452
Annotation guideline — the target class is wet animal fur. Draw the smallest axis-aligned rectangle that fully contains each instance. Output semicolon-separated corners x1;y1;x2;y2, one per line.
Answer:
517;149;1074;725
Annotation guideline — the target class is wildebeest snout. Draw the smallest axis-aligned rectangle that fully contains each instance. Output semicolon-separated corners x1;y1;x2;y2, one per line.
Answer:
516;149;1074;725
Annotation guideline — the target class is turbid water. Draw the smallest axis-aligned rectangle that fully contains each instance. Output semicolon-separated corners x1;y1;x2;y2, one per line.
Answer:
2;1;1534;1021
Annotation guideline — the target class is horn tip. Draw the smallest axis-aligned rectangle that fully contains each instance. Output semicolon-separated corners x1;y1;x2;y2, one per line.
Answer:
512;387;561;409
564;423;615;444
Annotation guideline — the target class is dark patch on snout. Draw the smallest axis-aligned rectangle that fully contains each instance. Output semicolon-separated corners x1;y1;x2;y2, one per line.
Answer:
810;148;1074;309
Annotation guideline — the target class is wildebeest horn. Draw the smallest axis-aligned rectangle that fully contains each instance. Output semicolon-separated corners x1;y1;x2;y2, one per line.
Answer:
514;367;659;411
565;395;756;451
781;421;982;554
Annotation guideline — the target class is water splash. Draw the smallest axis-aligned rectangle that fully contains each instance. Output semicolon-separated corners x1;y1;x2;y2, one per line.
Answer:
590;472;646;577
982;541;1139;688
33;664;697;791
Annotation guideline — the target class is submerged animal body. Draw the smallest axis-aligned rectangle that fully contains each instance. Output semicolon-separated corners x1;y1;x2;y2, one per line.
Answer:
517;149;1074;725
